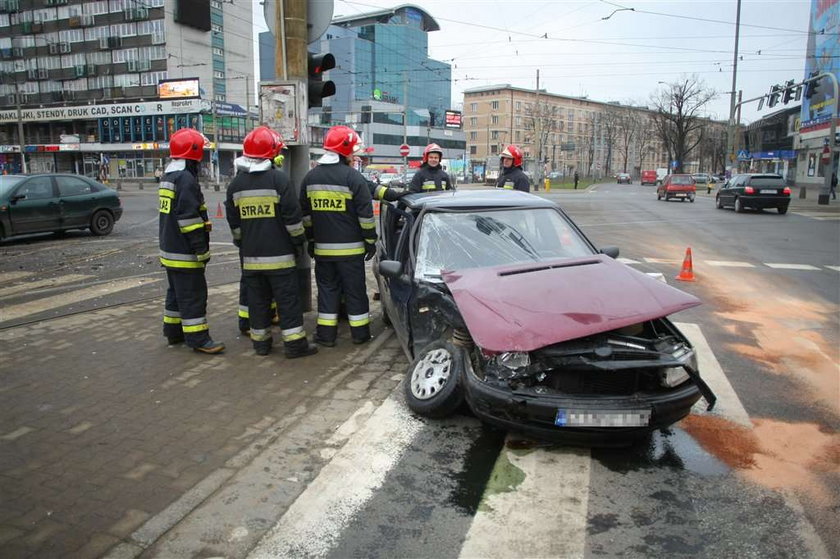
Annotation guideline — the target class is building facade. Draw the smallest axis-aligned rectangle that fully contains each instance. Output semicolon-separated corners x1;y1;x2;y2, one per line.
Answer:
259;4;465;170
0;0;254;179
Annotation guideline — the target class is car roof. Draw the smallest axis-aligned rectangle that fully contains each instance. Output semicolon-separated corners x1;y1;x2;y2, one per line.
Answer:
401;189;557;210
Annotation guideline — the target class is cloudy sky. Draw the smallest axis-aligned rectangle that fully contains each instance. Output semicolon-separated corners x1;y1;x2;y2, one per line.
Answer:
254;0;812;123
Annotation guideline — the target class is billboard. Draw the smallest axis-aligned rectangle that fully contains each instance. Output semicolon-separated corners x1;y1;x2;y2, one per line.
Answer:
800;0;839;131
158;78;201;100
445;109;462;129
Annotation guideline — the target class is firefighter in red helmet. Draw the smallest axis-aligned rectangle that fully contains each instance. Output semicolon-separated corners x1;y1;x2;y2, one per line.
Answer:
159;127;225;354
410;143;453;193
300;125;376;346
225;126;317;358
496;144;530;192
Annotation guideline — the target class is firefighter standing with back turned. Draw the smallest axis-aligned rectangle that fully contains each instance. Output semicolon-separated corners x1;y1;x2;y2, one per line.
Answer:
410;143;453;192
496;144;530;192
301;125;376;347
159;128;225;354
225;126;317;358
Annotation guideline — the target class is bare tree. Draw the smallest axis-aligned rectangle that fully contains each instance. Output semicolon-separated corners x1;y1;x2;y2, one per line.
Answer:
651;77;716;174
600;107;622;175
523;100;560;178
613;105;640;173
633;112;658;171
697;122;726;174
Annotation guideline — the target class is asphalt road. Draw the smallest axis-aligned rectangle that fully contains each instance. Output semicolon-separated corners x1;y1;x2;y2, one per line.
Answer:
0;182;837;558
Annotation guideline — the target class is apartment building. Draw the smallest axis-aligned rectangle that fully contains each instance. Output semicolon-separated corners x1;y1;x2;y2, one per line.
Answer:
0;0;254;178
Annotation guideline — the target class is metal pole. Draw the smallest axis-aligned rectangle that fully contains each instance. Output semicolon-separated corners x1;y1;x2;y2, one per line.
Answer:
16;95;27;174
403;71;408;171
725;0;742;173
819;73;839;205
213;101;220;185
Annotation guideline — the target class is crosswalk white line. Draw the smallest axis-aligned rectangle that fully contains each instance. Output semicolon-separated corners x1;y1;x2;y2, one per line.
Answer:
706;260;756;268
763;263;821;271
0;277;161;323
617;257;641;265
248;398;425;558
0;274;94;298
0;271;32;282
827;266;840;272
643;257;679;264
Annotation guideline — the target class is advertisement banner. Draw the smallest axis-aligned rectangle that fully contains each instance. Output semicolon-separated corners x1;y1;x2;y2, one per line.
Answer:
0;98;211;124
800;0;839;131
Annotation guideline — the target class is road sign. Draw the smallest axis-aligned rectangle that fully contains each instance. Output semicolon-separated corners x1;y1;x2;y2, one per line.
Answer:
737;149;751;161
399;144;410;157
264;0;334;44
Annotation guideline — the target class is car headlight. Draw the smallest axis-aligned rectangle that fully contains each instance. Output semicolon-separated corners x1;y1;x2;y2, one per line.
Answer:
660;347;696;387
497;352;530;369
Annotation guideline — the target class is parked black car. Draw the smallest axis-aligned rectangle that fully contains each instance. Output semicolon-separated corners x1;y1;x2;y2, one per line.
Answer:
716;173;791;214
0;174;122;241
374;190;716;445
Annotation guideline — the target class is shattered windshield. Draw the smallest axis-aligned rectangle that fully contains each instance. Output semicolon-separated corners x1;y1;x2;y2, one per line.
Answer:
415;208;595;281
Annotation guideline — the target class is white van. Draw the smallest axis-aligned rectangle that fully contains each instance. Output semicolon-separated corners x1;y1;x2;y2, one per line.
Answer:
656;168;669;185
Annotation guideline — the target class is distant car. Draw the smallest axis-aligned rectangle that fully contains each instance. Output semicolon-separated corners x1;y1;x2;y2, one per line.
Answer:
657;174;696;202
617;173;632;184
715;173;791;214
374;190;716;444
692;173;713;193
640;170;657;185
0;174;122;241
656;168;669;185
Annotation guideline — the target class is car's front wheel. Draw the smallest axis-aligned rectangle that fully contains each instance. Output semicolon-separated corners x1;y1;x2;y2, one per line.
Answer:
715;195;723;209
688;194;695;203
90;210;114;236
778;206;788;215
734;197;744;213
404;340;464;418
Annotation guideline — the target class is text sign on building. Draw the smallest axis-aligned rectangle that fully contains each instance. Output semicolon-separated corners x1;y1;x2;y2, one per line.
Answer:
445;110;462;129
0;99;211;124
158;78;201;99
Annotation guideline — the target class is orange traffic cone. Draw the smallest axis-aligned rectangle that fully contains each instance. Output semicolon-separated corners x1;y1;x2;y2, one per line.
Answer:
214;202;224;218
675;247;696;282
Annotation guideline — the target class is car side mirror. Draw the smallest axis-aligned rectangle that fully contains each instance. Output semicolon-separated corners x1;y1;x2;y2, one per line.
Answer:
379;259;404;279
600;246;620;259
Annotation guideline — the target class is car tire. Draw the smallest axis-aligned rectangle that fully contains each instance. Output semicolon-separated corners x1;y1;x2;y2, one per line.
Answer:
90;210;114;236
734;197;744;213
403;340;464;419
381;305;392;327
778;206;788;215
689;194;695;203
657;192;662;200
715;195;723;209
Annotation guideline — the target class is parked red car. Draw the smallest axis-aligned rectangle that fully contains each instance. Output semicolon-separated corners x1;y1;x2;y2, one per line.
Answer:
657;174;696;202
640;170;657;186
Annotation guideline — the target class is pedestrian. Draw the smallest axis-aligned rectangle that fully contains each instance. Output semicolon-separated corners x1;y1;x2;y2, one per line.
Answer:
574;171;579;189
831;171;837;200
300;125;377;347
158;128;225;354
154;166;162;183
225;126;317;358
410;143;454;192
496;144;530;192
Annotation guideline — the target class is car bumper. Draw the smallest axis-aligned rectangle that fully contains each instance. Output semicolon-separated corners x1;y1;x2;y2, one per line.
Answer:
665;191;695;197
463;369;702;446
742;196;789;209
113;207;123;222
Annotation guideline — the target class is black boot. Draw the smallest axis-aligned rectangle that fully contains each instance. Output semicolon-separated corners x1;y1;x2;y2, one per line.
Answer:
284;338;319;359
193;339;225;354
254;338;272;356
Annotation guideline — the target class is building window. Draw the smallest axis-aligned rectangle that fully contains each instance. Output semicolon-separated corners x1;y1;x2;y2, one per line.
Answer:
491;115;499;125
515;131;520;142
491;130;498;140
211;23;222;33
516;102;521;110
568;110;574;121
213;70;224;79
211;0;222;7
212;47;223;57
470;117;477;126
470;102;477;113
491;100;499;110
470;145;477;155
490;145;498;154
470;131;477;140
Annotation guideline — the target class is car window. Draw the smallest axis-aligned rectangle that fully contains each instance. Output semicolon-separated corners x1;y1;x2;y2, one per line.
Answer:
414;208;594;281
0;176;25;197
748;177;785;187
15;177;55;200
56;176;94;196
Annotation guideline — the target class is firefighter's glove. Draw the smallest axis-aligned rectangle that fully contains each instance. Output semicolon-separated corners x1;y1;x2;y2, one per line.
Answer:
364;242;376;261
307;242;316;259
384;187;407;202
232;238;241;248
204;221;213;232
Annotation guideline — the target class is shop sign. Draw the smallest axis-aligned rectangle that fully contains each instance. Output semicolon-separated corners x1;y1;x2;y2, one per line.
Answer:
0;145;20;153
0;98;211;124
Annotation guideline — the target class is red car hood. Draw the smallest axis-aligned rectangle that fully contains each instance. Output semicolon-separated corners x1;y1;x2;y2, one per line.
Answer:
441;255;700;352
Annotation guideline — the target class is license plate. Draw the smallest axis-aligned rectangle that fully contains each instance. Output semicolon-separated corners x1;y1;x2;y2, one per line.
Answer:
760;189;777;194
674;193;685;197
555;409;651;427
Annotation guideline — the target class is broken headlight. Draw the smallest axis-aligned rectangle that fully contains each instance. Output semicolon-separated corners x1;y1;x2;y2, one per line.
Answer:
485;351;531;380
659;346;696;388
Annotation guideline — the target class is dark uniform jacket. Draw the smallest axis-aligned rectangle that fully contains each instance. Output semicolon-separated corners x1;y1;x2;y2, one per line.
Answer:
496;166;530;192
158;159;210;270
410;164;453;193
300;162;377;260
225;157;305;274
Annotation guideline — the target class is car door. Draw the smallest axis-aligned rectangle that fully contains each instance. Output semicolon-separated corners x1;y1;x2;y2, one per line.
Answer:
56;175;97;228
7;176;60;235
719;176;737;205
378;204;416;353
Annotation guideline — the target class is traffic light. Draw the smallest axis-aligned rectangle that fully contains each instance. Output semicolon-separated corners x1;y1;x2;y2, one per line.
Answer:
768;84;781;108
804;71;821;100
781;80;795;105
307;52;336;108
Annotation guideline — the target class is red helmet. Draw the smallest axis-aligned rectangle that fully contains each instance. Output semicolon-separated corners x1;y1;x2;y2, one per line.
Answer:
323;125;363;158
422;143;443;164
269;129;285;152
243;126;283;159
169;128;208;161
500;144;523;167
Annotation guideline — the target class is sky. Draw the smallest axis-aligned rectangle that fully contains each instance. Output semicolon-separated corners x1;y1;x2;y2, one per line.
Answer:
252;0;813;124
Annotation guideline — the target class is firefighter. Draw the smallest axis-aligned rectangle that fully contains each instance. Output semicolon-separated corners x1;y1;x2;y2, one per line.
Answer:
496;144;530;192
159;128;225;354
300;125;376;347
410;143;453;193
225;126;317;358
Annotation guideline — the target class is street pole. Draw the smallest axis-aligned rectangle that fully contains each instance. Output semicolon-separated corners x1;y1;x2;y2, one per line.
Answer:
16;94;27;174
724;0;742;174
819;73;839;205
213;100;220;185
403;71;408;172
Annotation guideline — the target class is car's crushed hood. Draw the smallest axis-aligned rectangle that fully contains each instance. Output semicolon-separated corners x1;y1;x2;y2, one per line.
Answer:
441;255;701;352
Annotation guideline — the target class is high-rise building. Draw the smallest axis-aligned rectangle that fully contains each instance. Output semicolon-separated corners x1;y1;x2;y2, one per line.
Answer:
260;5;466;169
0;0;254;178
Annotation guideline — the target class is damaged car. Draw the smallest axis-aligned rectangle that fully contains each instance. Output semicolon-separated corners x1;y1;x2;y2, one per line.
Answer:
375;190;716;444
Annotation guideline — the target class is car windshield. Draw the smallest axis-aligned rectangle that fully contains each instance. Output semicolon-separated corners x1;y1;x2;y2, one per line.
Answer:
750;177;785;187
670;176;694;185
0;176;25;197
414;208;595;281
